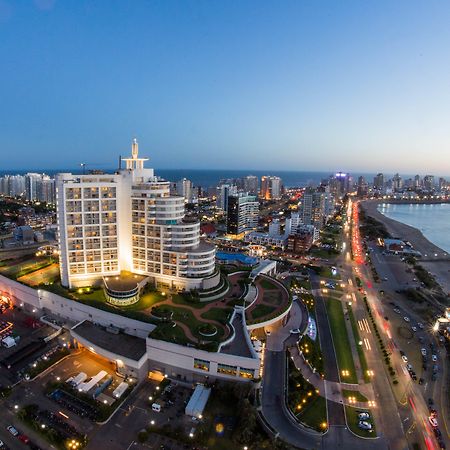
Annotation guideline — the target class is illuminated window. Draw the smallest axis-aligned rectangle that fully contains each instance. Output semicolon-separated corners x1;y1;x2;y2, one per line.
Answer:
194;359;210;372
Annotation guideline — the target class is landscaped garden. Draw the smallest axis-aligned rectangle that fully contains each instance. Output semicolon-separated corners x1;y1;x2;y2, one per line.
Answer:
299;334;324;376
325;298;358;384
245;275;291;326
342;389;368;403
1;253;291;352
347;304;370;383
287;357;327;432
345;405;377;438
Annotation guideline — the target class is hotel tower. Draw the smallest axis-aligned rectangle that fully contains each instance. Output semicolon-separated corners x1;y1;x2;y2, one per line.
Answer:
56;139;219;292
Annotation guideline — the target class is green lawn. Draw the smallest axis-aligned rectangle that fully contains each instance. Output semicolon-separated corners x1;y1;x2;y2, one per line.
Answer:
298;396;328;432
310;248;339;259
259;278;278;290
296;278;311;290
325;298;358;384
0;256;54;279
319;266;341;279
201;307;233;324
287;358;327;432
161;305;226;342
250;304;277;320
172;293;206;309
149;322;193;346
345;406;376;438
262;290;283;306
347;305;370;383
74;288;107;302
342;389;368;403
299;334;324;376
125;291;165;310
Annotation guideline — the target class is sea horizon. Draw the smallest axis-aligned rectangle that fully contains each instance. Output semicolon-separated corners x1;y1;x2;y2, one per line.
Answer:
1;168;448;189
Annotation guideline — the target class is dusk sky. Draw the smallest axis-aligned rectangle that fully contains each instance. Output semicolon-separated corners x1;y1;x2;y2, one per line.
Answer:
1;0;450;174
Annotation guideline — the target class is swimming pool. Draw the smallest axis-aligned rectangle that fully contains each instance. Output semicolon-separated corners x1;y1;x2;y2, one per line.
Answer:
216;252;258;266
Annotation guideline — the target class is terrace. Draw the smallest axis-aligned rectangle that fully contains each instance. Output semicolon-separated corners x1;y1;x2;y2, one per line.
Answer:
1;253;291;352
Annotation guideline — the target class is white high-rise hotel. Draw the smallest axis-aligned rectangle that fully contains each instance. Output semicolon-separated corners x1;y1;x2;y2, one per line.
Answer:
56;140;219;290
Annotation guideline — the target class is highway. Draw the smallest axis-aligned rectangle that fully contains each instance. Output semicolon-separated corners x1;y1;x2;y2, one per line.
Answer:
348;198;449;450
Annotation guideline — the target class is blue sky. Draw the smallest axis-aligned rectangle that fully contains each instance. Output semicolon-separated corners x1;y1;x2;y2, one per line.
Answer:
1;0;450;174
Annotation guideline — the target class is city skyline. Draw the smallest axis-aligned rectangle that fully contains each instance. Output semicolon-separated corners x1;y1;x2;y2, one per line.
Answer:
1;1;450;172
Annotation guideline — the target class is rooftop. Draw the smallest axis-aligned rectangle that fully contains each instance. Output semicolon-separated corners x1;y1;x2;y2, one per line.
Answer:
220;311;254;358
103;271;147;292
71;320;149;361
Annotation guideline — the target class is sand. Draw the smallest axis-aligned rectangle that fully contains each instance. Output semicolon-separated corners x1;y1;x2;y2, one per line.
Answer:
361;200;450;294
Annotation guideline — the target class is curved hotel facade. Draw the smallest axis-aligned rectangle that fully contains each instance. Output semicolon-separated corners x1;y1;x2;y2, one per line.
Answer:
56;139;219;291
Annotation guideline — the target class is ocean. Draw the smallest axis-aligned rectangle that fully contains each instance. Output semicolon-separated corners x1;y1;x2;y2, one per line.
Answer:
377;203;450;253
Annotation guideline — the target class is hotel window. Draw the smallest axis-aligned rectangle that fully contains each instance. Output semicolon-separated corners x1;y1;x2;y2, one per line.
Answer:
66;187;81;199
83;187;99;199
101;199;116;210
102;238;117;248
102;224;117;235
67;213;82;225
217;364;238;376
101;212;116;224
84;200;99;212
101;186;116;198
194;359;210;372
239;368;254;379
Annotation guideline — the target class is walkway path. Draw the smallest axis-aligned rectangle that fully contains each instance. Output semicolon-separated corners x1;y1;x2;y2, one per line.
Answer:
288;345;375;409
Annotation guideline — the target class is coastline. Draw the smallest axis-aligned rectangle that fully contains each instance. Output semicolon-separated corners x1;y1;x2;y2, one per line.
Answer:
361;200;450;293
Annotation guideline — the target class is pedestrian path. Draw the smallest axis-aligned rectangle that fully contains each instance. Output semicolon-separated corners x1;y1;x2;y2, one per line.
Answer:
288;345;375;408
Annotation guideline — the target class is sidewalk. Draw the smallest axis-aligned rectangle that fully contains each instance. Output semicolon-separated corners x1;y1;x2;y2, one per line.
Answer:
288;345;375;408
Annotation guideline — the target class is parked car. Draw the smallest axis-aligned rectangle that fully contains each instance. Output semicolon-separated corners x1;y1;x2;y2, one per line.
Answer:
6;426;18;437
18;435;29;444
402;355;408;363
418;323;424;329
289;328;301;334
358;412;370;420
403;316;410;322
421;348;427;356
358;421;372;430
432;354;438;362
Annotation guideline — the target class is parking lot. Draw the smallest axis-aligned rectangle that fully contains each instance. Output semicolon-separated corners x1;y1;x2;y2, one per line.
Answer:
87;379;204;450
0;307;61;385
384;300;443;387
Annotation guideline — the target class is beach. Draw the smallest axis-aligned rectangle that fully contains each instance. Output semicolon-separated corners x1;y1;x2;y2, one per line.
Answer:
362;200;450;293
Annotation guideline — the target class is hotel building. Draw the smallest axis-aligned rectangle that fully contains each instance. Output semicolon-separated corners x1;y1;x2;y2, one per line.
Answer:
56;139;219;291
226;193;259;236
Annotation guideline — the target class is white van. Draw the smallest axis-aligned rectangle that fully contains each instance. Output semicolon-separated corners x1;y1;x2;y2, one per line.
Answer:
152;403;161;412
